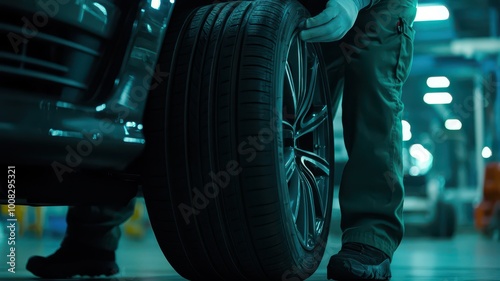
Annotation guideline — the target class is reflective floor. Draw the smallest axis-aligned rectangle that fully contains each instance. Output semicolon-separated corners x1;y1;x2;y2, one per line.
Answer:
0;202;500;281
1;226;499;281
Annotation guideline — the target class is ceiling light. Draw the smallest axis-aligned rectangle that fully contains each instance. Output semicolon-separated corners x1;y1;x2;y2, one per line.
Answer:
403;131;412;141
415;5;450;22
482;147;492;159
402;120;411;131
427;76;450;88
410;144;432;162
151;0;161;10
423;92;453;104
445;119;462;130
409;166;420;176
402;120;412;141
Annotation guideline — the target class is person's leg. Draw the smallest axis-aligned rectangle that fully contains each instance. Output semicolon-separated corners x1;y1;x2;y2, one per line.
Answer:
324;0;417;279
26;199;135;278
61;200;136;251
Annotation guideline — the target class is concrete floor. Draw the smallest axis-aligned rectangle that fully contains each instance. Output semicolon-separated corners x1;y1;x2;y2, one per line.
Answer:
0;225;499;281
0;229;500;281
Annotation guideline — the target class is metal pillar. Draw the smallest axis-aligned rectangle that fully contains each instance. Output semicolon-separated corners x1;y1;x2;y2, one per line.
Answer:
474;74;485;204
495;67;500;161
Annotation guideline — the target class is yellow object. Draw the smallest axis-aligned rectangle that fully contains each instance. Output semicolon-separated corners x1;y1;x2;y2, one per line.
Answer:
1;205;44;237
124;200;146;239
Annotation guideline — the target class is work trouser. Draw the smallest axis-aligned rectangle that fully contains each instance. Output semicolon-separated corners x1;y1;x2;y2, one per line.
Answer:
319;0;418;259
61;199;135;252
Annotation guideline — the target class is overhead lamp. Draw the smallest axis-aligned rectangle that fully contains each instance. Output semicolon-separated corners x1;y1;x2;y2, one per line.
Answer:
482;147;492;159
151;0;161;9
445;119;462;130
409;166;420;176
403;131;412;141
409;144;433;175
410;144;432;162
415;5;450;22
423;92;453;104
427;76;450;88
402;120;412;141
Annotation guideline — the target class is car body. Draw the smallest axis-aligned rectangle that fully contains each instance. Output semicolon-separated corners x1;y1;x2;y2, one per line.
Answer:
0;0;175;204
0;0;173;170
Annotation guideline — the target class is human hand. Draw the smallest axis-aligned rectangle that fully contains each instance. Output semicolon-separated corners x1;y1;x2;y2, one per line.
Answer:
299;0;362;42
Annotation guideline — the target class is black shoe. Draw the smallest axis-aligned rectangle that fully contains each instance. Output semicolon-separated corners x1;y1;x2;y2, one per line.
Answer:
327;242;391;281
26;246;119;278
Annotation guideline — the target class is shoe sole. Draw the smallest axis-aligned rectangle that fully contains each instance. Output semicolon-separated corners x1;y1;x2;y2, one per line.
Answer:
327;258;391;280
26;260;119;278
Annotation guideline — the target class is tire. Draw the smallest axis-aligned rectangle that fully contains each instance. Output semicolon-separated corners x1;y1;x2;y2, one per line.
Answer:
143;1;335;280
430;200;456;238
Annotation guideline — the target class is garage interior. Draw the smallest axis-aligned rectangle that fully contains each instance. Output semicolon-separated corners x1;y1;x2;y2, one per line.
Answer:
1;0;500;280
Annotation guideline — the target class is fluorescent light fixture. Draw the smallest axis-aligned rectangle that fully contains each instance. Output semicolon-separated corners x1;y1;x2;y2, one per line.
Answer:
409;144;434;174
415;5;450;22
402;120;412;141
151;0;161;10
410;144;432;162
423;92;453;104
409;166;420;176
445;119;462;130
427;76;450;88
482;146;492;159
403;131;412;141
402;120;411;131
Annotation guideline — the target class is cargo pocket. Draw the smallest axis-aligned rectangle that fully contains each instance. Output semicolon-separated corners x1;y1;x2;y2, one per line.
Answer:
395;17;415;84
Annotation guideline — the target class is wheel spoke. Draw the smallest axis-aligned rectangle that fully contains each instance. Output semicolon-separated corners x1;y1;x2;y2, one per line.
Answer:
300;157;326;221
282;120;294;138
296;37;305;102
306;52;319;98
296;105;328;138
284;147;296;182
285;146;301;223
295;44;318;128
295;147;329;177
285;61;298;112
304;57;318;106
296;177;308;243
298;164;317;244
293;179;302;223
290;169;301;223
